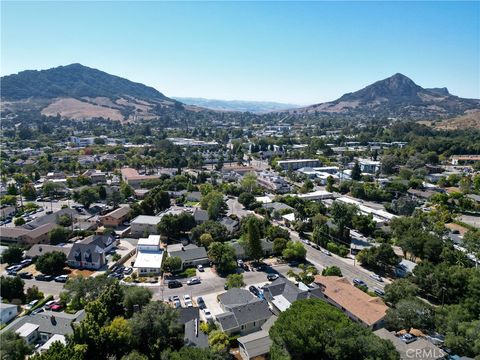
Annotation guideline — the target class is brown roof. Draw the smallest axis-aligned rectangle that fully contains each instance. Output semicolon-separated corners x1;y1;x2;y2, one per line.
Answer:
314;275;388;326
102;206;130;219
121;167;140;179
0;223;56;240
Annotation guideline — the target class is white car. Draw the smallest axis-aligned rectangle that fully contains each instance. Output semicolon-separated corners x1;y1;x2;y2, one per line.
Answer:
187;277;201;285
322;249;332;256
371;274;383;282
26;300;39;309
203;308;213;322
183;294;193;307
196;264;204;272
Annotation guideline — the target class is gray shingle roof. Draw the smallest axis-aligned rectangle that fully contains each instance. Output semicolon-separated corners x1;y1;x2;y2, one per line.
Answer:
238;330;272;358
1;310;85;337
263;278;309;304
231;299;272;327
216;311;239;331
184;318;209;349
169;246;208;263
218;288;255;308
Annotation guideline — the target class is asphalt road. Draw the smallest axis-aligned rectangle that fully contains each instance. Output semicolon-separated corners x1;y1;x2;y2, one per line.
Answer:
22;278;65;297
285;226;388;290
151;264;293;301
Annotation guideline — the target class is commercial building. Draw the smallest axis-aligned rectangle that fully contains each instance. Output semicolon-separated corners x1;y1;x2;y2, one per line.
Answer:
277;159;321;171
121;168;161;188
256;172;291;193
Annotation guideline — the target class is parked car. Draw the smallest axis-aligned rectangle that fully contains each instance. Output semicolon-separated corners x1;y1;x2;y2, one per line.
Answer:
168;280;182;289
20;259;32;267
374;288;385;297
196;264;204;272
353;278;367;287
50;304;63;312
123;267;133;275
183;294;193;307
287;260;299;267
35;274;54;281
31;308;44;315
237;259;244;268
45;300;57;310
55;275;69;283
267;273;279;281
399;334;417;344
26;300;39;309
370;274;383;282
173;300;181;308
321;249;332;256
249;285;261;297
172;295;180;302
186;277;201;285
203;308;213;322
196;296;206;309
19;272;33;279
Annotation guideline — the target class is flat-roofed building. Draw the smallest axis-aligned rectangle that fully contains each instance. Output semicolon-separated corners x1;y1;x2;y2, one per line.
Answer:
134;235;164;276
121;167;161;188
277;159;321;170
130;215;162;238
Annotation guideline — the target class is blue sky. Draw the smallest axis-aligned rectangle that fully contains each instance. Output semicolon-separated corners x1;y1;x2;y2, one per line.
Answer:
1;1;479;104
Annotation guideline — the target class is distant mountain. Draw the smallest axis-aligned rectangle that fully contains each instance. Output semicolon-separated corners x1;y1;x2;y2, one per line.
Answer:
0;64;190;121
291;73;480;120
174;97;299;113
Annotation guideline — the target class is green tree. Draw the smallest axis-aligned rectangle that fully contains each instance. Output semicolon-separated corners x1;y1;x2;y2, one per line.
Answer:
48;227;70;245
201;191;226;220
42;181;64;199
0;331;33;360
326;176;335;192
26;285;44;302
0;275;25;303
100;316;133;359
199;233;214;248
238;192;256;209
225;273;245;289
463;229;480;264
120;182;134;199
191;221;227;244
287;264;318;284
356;244;400;272
267;226;290;241
282;241;306;261
61;275;116;311
383;279;418;305
74;188;99;209
329;201;358;241
58;214;73;227
29;341;87;360
351;160;361;181
108;189;124;208
162;347;225;360
269;298;399;360
207;242;236;274
208;330;230;354
14;217;25;226
385;298;435;331
273;238;288;256
245;216;263;261
123;286;153;318
121;351;148;360
321;266;342;277
130;301;183;357
241;172;257;193
1;245;23;264
21;183;37;200
153;190;170;212
35;251;67;275
162;256;182;273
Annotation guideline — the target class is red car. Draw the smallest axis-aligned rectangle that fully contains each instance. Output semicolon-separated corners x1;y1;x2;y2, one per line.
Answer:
50;304;63;312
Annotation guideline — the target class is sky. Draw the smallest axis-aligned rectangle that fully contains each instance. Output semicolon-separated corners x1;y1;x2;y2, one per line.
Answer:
1;1;479;104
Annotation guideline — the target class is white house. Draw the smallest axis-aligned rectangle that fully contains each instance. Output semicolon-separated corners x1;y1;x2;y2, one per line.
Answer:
133;235;164;276
0;303;18;324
